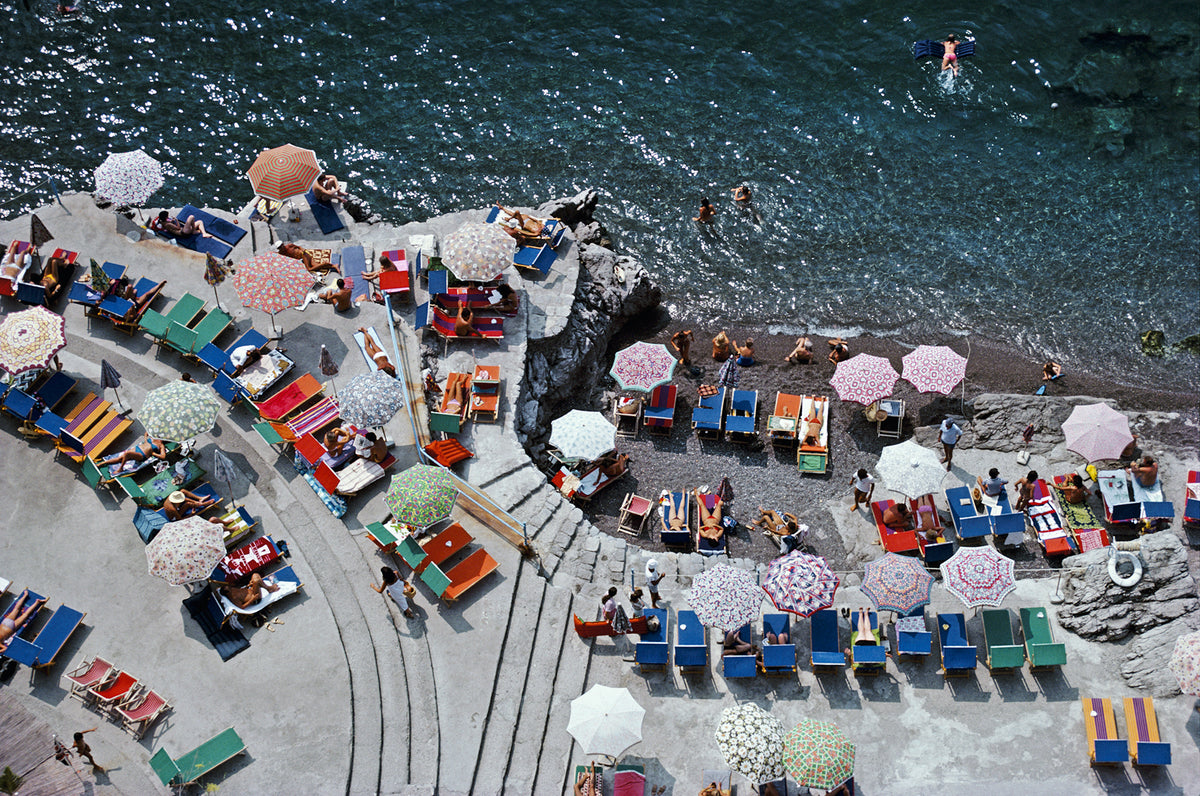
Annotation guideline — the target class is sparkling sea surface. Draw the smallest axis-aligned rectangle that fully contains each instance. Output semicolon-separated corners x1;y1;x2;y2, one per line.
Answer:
1;0;1197;389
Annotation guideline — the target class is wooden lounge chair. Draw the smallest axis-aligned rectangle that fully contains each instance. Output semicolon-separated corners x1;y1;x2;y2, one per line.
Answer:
643;384;677;434
214;535;284;582
724;389;757;443
469;364;501;423
431;371;471;434
88;670;138;714
1;604;85;671
797;395;829;474
850;610;886;674
115;688;171;739
1027;479;1076;557
1123;697;1172;766
810;609;844;670
937;612;977;676
32;370;76;412
417;523;473;573
215;506;257;548
874;398;904;438
721;624;756;678
58;411;133;465
442;548;499;603
635;607;669;670
216;565;303;620
284;396;341;439
1019;607;1066;669
767;392;802;447
63;655;115;702
112;278;166;334
981;609;1026;671
760;614;797;675
870;499;920;554
893;608;932;658
613;395;642;437
150;727;246;789
659;491;692;551
253;373;322;421
568;461;627;503
674;609;707;672
426;303;504;340
617;493;652;537
1082;698;1129;764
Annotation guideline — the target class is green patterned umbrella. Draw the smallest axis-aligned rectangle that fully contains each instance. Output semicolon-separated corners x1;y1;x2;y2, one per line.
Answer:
714;704;785;783
138;381;221;442
782;719;855;790
384;464;458;528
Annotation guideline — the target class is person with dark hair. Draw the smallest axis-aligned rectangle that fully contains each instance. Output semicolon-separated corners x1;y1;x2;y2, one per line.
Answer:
39;254;70;301
828;337;850;364
732;185;752;203
978;468;1008;498
785;336;813;364
850;469;875;510
454;305;483;338
98;434;168;471
1014;470;1039;512
1042;361;1063;381
1060;473;1089;504
600;587;619;624
693;197;715;223
371;566;415;618
734;337;755;366
150;210;212;238
71;727;103;772
941;34;961;76
493;282;519;314
221;572;280;609
670;329;694;367
362;254;397;284
353;430;388;463
312;172;347;204
722;629;753;656
939;418;963;470
629;588;645;618
229;342;273;377
881;502;914;531
1129;455;1159;488
357;326;397;377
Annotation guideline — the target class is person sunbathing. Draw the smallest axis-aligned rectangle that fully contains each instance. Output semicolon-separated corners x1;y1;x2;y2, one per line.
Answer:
357;327;397;377
442;376;470;415
454;306;483;338
801;399;825;447
1060;474;1089;504
164;489;217;520
150;210;212;238
1129;455;1159;488
98;434;167;471
752;506;797;537
941;33;960;76
1042;361;1063;381
711;330;732;362
353;431;388;464
0;590;45;652
496;204;546;236
492;283;519;314
844;608;878;657
39;254;71;301
664;492;687;533
722;629;753;656
1;241;30;283
785;336;813;364
313;172;347;204
694;488;724;541
881;502;914;530
765;625;789;645
671;329;695;367
324;425;354;453
220;573;280;609
828;338;850;364
573;764;598;796
362;254;397;283
229;342;273;377
599;452;631;479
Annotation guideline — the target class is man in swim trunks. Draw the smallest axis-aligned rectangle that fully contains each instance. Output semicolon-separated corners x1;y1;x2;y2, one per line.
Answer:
229;342;274;377
357;327;397;377
220;573;280;609
941;34;960;76
454;306;483;338
1129;455;1159;488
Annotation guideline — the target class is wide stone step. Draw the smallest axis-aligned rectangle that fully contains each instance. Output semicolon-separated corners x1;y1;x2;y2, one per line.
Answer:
481;463;553;514
531;591;592;795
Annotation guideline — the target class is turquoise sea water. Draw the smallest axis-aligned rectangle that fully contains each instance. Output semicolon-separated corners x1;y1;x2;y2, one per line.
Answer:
1;0;1197;388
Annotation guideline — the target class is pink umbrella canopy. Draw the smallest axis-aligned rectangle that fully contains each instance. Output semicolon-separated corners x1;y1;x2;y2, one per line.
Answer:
901;345;968;395
829;354;900;405
762;552;840;617
609;341;677;392
231;252;315;316
1061;403;1133;462
939;546;1016;608
1167;629;1200;697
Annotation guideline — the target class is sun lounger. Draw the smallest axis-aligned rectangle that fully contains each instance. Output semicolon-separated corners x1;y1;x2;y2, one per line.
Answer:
1019;606;1066;669
767;392;802;447
571;461;627;503
216;565;302;621
981;609;1025;671
133;506;170;543
513;242;555;275
378;249;411;302
1185;470;1200;526
635;607;669;670
810;609;844;669
305;189;346;235
150;727;247;789
424;437;473;468
431;371;471;434
937;612;977;676
643;384;677;434
945;485;991;540
214;505;257;548
691;386;726;438
659;490;692;550
1123;697;1172;766
760;614;797;674
573;765;604;796
976;484;1026;546
850;611;886;674
797;395;830;474
88;670;138;713
254;373;322;421
1;387;41;422
1082;698;1128;764
114;687;171;739
0;241;34;298
870;499;921;554
725;389;757;442
214;535;284;582
32;370;76;412
179;205;246;247
16;247;77;305
722;624;756;678
470;364;501;423
162;291;207;331
339;244;369;303
173;306;233;359
442;548;499;603
613;396;642;437
674;609;707;672
1096;469;1141;524
1128;473;1173;522
695;490;727;557
617;492;652;537
614;763;646;796
111;278;167;334
910;493;953;564
1027;479;1076;557
1;603;84;670
1050;474;1110;551
63;655;115;702
894;608;932;658
58;410;133;465
43;392;107;440
427;303;505;340
284;396;340;439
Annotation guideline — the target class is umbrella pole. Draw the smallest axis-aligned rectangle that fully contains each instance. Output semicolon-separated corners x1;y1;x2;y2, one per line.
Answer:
112;386;124;411
211;283;223;312
225;475;236;509
270;312;282;340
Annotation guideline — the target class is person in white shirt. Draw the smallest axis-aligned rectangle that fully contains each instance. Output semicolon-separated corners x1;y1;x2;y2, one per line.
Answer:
850;468;875;510
940;418;963;471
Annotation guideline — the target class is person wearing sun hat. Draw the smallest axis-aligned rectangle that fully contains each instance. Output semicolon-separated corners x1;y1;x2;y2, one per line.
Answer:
164;489;217;520
645;559;664;609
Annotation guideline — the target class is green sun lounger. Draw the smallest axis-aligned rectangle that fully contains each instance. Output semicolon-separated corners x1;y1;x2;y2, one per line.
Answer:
982;609;1026;671
163;291;206;328
1020;606;1067;669
150;726;246;788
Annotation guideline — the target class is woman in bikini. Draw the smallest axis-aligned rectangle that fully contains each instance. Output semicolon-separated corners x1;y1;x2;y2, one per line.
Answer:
98;434;168;471
664;492;687;533
357;327;397;377
801;398;825;447
941;34;960;76
220;573;280;610
0;590;45;651
694;488;724;541
1;241;30;284
442;376;470;415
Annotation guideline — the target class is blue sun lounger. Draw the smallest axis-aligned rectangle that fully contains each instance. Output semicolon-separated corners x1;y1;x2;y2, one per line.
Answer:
513;243;556;275
2;604;85;670
938;612;977;675
725;389;757;442
894;608;932;658
850;611;887;674
660;491;692;550
674;609;707;672
760;614;797;674
945;485;991;539
722;625;756;678
305;189;346;235
810;608;844;669
691;388;726;438
635;607;669;670
179;205;247;247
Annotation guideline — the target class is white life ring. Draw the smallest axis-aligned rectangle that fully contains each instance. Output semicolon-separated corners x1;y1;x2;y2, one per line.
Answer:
1108;548;1143;588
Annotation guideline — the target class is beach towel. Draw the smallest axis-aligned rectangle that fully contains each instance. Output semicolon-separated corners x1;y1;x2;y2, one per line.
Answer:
182;591;250;662
305;189;346;235
179;205;247;245
340;244;369;302
353;327;388;371
173;233;233;260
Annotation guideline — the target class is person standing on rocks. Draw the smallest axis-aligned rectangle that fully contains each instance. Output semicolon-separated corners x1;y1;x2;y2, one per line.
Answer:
645;559;664;608
939;418;963;471
850;468;875;511
670;329;695;368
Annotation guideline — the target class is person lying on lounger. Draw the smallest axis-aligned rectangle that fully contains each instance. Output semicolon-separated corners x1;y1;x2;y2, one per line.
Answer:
801;399;825;447
722;629;753;656
492;283;519;313
694;488;724;541
845;607;879;654
1;241;30;284
98;434;168;471
40;254;71;301
454;306;483;338
495;204;546;237
573;764;598;796
353;431;388;464
752;506;799;540
881;502;915;531
664;493;687;533
229;342;274;377
313;172;347;204
357;327;397;377
598;452;631;479
0;590;45;652
324;425;354;453
150;210;212;238
442;377;470;415
164;489;217;520
220;572;280;609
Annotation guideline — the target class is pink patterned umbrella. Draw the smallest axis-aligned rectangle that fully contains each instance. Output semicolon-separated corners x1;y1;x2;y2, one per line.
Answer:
901;345;967;395
939;546;1016;608
829;354;899;405
1062;403;1133;462
231;251;316;336
609;341;677;392
762;552;840;617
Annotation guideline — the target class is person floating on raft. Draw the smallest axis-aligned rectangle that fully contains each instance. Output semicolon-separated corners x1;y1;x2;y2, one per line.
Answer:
912;34;976;74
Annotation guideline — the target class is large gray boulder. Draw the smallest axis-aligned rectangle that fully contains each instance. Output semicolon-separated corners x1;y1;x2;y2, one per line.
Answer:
1119;614;1200;696
537;190;600;227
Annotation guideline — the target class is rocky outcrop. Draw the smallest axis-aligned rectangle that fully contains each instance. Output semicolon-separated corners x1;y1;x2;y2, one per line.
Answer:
537;190;600;227
1057;532;1199;643
1119;614;1200;696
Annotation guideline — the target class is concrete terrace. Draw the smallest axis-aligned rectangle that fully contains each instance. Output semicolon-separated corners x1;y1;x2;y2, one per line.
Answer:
0;194;1196;796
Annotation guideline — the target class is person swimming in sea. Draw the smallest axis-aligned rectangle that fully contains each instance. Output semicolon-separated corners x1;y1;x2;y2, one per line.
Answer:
941;34;960;76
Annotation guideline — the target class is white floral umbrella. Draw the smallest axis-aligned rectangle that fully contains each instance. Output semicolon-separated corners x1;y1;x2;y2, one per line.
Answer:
145;515;226;586
1167;629;1200;697
567;684;645;761
441;221;512;282
715;703;786;783
549;410;617;462
876;439;948;499
94;149;163;207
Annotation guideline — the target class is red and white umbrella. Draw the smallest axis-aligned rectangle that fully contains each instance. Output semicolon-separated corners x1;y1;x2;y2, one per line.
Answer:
609;341;677;392
231;252;316;336
829;354;899;405
1062;403;1133;462
762;552;840;617
246;143;321;201
939;546;1016;608
901;345;967;395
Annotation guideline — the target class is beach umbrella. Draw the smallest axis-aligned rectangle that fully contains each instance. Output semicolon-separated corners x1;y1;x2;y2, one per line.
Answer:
204;253;229;310
714;704;786;783
138;381;221;442
782;719;855;791
384;464;458;528
145;515;226;586
875;440;947;499
901;344;968;395
212;447;239;507
940;546;1016;608
762;551;840;618
1062;402;1133;462
441;221;512;282
716;355;739;389
318;344;339;397
1167;629;1200;697
245;143;321;201
338;371;405;428
30;214;53;252
567;685;645;762
609;341;677;392
88;259;112;293
685;564;763;632
829;354;900;405
100;359;124;410
861;553;935;615
0;306;67;376
231;251;315;337
549;410;617;462
94;149;163;209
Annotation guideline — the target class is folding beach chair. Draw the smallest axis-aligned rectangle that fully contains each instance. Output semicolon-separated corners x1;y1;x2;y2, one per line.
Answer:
63;655;115;702
613;396;642;437
945;485;991;539
643;384;677;434
724;389;757;443
767;392;802;447
1019;606;1066;669
981;609;1025;671
871;499;920;554
617;493;652;537
469;364;501;423
937;612;977;676
797;395;830;474
513;242;555;275
115;688;171;739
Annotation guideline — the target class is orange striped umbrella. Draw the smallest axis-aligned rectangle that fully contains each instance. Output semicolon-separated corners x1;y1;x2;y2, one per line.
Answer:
246;144;321;201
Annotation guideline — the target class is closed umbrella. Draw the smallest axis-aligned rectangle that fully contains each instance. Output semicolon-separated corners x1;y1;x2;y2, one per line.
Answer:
716;355;739;389
1062;403;1133;462
685;564;763;632
441;221;512;282
318;344;339;397
138;381;221;442
1167;629;1200;697
901;344;967;395
829;354;900;405
231;251;315;337
761;552;840;618
567;685;645;762
875;440;947;499
100;359;124;410
212;448;240;507
609;341;677;392
338;371;405;428
384;464;458;528
549;410;617;462
94;149;163;211
146;515;226;586
861;553;935;615
245;143;321;201
782;719;855;791
88;259;112;293
940;546;1016;608
714;704;785;783
204;253;229;310
0;306;67;376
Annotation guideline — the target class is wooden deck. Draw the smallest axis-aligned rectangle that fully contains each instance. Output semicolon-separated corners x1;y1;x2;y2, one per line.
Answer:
0;700;86;795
